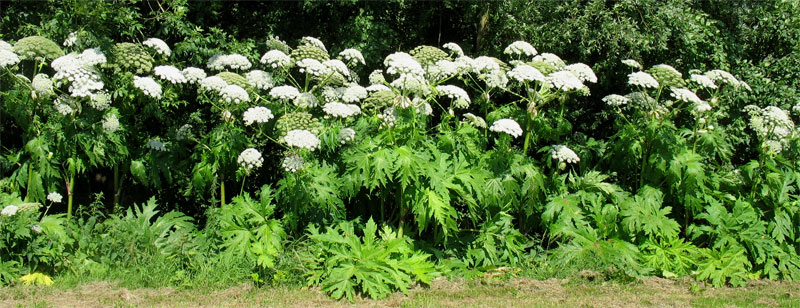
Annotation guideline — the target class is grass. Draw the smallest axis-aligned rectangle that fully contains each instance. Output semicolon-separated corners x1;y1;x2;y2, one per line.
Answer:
1;276;799;307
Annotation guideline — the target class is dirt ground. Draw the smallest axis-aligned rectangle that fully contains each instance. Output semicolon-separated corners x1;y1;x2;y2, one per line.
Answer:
1;277;798;308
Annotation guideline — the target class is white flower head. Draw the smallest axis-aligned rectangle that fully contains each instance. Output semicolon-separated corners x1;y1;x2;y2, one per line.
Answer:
338;49;365;65
692;101;712;114
690;74;717;89
245;70;274;90
338;127;356;144
366;84;391;92
63;32;78;47
182;67;207;84
219;85;250;104
323;59;350;77
436;85;470;109
323;102;361;118
300;36;327;53
0;40;12;52
384;52;424;76
533;53;566;69
628;71;659;89
369;69;386;85
208;54;251;71
270;85;300;101
1;205;19;217
260;50;291;69
243;106;274;125
652;64;682;78
462;113;487;128
146;139;167;151
545;71;584;91
284;129;320;151
507;64;545;83
296;58;330;77
490;119;523;138
143;38;171;56
293;92;319;108
199;76;228;92
53;66;104;97
670;88;703;104
77;47;107;66
133;76;162;99
550;144;580;164
53;96;75;116
237;148;264;172
504;41;537;57
342;85;368;103
602;94;630;107
282;154;305;173
427;59;460;81
566;63;597;83
32;74;54;96
89;91;111;110
442;42;464;57
154;65;188;84
622;59;642;70
705;69;742;88
102;113;121;132
390;73;430;94
47;192;63;203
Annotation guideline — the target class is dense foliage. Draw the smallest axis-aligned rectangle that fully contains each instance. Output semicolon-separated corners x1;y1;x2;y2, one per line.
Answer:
1;0;799;300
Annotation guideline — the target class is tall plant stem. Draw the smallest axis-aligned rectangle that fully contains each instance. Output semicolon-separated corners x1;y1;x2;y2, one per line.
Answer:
220;179;226;207
113;165;120;207
239;174;247;196
66;175;74;219
24;163;33;202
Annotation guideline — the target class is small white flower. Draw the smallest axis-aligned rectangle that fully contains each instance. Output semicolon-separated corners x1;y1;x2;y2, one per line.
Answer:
390;74;429;94
550;144;580;164
436;85;470;109
369;70;386;84
652;64;682;78
146;139;167;151
182;67;207;84
545;71;584;91
366;84;391;92
282;154;305;173
602;94;630;107
245;70;274;90
338;49;365;65
207;54;251;71
462;113;486;128
507;64;545;83
338;127;356;144
219;85;250;104
533;53;565;69
442;42;464;57
143;38;171;56
133;76;162;99
692;102;712;114
342;85;368;103
622;59;642;70
627;71;659;89
154;65;188;84
270;85;300;100
489;119;523;138
384;52;424;76
199;76;228;92
670;88;703;104
1;205;19;217
566;63;597;83
89;91;111;110
243;106;274;125
300;36;327;52
32;74;54;96
323;102;361;118
102;113;121;132
47;192;63;203
0;40;12;52
690;74;717;89
63;32;78;47
31;224;43;234
294;92;319;108
471;56;501;74
323;59;350;77
296;58;330;77
705;69;741;87
237;148;264;171
77;47;107;66
427;59;460;81
504;41;537;57
53;66;104;97
284;129;321;151
54;96;75;116
260;50;291;69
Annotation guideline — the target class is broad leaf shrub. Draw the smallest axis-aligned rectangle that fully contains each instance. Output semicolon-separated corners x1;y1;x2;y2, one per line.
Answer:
0;29;799;297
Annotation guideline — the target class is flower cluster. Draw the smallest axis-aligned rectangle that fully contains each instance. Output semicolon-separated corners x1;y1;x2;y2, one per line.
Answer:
284;129;321;151
237;148;264;172
154;65;188;84
338;127;356;144
300;36;328;53
507;64;545;83
442;42;464;57
270;85;300;100
384;52;424;76
282;154;305;173
243;106;274;125
602;94;630;107
323;102;361;118
1;205;19;217
294;92;319;108
462;113;487;128
670;88;703;104
32;74;54;97
47;192;63;203
13;36;64;61
142;38;171;56
338;49;365;65
550;145;580;164
133;76;162;99
0;49;20;68
324;59;350;78
545;71;584;91
91;91;112;110
504;41;537;57
146;139;167;151
747;105;795;154
260;50;291;69
690;74;717;89
207;53;252;71
199;76;228;92
296;58;331;77
102;113;121;132
219;85;250;104
622;59;642;70
489;119;523;138
182;67;207;84
342;85;368;103
628;71;660;89
436;85;470;108
566;63;597;83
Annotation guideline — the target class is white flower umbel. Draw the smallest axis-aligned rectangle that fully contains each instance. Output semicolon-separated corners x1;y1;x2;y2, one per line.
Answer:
294;92;319;108
670;88;703;104
338;127;356;144
442;42;464;57
154;65;188;84
384;52;424;76
378;107;399;128
296;58;330;77
436;85;470;108
550;144;580;164
323;59;350;77
342;85;368;103
622;59;642;70
260;50;291;69
533;53;566;69
690;74;717;89
77;47;107;66
207;53;251;71
282;154;305;173
270;85;300;101
182;67;207;84
366;84;391;92
102;113;121;132
219;85;250;104
89;91;111;110
0;40;12;52
245;70;274;90
507;64;545;83
602;94;630;107
143;38;171;56
133;76;162;99
53;66;104;97
545;71;584;91
300;36;327;52
284;129;320;151
1;205;19;217
627;71;659;89
692;102;712;114
471;56;501;74
323;102;360;118
338;49;365;66
652;64;682;78
390;73;429;94
462;113;487;128
199;76;228;92
32;74;54;96
705;69;741;87
504;41;537;57
63;32;78;47
243;106;274;125
47;192;63;203
237;148;264;172
489;119;523;138
54;100;74;116
146;139;167;151
427;59;460;81
566;63;597;83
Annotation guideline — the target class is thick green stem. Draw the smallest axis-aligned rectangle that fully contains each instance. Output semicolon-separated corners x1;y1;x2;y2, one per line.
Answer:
67;175;74;219
239;174;247;196
220;179;226;207
25;163;32;202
